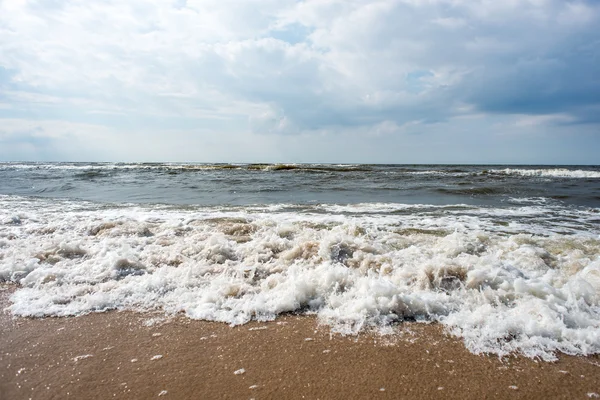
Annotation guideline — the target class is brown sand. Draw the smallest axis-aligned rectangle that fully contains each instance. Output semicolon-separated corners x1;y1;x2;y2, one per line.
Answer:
1;285;599;400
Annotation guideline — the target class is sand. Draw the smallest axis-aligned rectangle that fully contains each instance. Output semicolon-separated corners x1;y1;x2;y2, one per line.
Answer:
1;285;599;400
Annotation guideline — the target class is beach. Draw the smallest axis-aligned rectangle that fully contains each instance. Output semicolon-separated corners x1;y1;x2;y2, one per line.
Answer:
2;285;600;400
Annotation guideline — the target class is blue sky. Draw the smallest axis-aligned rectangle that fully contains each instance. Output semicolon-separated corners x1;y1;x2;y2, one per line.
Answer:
0;0;599;164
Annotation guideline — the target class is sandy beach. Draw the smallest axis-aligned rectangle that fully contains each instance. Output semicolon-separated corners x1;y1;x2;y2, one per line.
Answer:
1;285;599;400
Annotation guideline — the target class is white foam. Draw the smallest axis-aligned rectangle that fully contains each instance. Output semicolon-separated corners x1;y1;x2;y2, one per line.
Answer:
490;168;600;179
317;203;471;214
406;170;470;177
1;197;600;361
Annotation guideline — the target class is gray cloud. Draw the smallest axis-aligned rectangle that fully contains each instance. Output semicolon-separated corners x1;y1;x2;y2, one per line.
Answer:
0;0;599;162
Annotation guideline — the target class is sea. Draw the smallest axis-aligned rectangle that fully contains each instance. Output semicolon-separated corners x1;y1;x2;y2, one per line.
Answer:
1;162;600;360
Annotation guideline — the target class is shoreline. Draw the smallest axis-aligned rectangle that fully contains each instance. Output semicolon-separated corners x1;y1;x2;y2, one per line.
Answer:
2;285;600;399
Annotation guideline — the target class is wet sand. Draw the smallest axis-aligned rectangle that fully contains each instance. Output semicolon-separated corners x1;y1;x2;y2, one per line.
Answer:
1;285;599;400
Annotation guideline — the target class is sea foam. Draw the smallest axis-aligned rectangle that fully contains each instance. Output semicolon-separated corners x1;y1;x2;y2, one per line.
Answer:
490;168;600;179
1;196;599;361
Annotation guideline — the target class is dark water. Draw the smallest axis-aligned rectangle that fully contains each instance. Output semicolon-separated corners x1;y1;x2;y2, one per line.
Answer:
1;162;599;208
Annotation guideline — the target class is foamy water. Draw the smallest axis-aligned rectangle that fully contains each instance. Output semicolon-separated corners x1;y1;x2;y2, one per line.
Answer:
1;163;600;360
1;187;600;361
490;168;600;179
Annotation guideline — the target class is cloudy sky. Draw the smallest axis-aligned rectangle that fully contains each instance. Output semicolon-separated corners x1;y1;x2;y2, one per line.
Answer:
1;0;599;163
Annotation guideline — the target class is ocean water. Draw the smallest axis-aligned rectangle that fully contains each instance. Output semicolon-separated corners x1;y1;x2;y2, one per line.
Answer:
1;162;600;360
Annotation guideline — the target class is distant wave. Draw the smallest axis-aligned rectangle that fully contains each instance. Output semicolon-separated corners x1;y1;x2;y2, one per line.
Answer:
3;163;599;180
4;163;599;177
489;168;600;179
436;186;507;196
0;163;371;173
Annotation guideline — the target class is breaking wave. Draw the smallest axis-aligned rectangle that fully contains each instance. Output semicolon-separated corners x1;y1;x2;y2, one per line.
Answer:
1;196;600;361
0;162;372;173
489;168;600;179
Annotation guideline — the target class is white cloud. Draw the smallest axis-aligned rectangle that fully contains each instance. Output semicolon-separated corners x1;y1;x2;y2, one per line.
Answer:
0;0;599;162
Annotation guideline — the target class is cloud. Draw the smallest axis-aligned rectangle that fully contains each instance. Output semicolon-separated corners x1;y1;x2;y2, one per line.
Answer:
0;0;599;162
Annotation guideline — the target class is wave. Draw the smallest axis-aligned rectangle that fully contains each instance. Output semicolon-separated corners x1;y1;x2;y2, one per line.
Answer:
489;168;600;179
245;164;372;172
1;197;600;361
436;187;507;196
32;183;77;194
4;163;599;180
73;170;114;180
406;170;471;177
0;162;372;173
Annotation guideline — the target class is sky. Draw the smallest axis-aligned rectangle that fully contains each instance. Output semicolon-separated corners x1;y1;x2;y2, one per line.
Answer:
0;0;599;164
